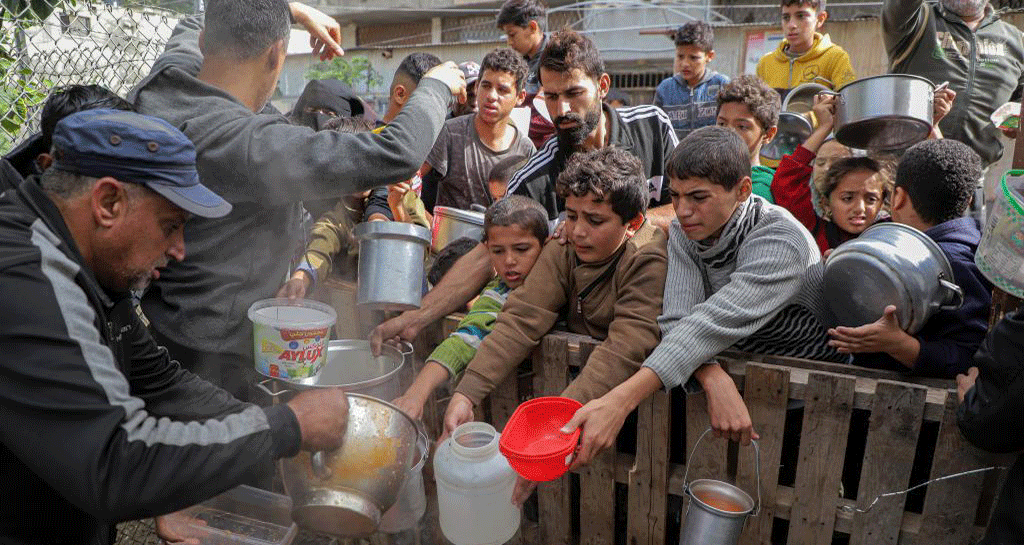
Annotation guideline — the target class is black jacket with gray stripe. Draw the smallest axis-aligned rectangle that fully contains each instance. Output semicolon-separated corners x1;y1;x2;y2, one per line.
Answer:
0;180;301;545
506;103;680;220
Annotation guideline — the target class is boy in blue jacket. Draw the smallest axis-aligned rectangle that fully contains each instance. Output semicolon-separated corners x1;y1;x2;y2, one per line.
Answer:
654;21;729;141
828;139;992;378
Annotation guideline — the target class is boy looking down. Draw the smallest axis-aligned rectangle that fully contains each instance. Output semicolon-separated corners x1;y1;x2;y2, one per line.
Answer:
442;146;668;447
654;21;730;141
717;75;781;202
756;0;855;93
828;139;992;379
562;127;843;453
393;196;548;419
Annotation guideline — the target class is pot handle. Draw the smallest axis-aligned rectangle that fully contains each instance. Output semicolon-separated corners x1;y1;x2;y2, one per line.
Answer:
256;378;289;398
311;451;333;480
938;278;964;311
397;340;415;359
683;427;762;517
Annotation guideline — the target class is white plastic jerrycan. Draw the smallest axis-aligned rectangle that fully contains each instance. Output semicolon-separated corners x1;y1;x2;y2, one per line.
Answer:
433;422;521;545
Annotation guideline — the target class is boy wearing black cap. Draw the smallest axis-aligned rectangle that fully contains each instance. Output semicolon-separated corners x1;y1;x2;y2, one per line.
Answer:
0;109;348;545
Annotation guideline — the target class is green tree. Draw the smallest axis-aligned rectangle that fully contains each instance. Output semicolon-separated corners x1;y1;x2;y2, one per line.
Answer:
1;0;62;153
305;56;382;90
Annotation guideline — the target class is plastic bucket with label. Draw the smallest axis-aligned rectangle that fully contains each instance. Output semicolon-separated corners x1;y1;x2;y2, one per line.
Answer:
976;171;1024;298
248;298;337;384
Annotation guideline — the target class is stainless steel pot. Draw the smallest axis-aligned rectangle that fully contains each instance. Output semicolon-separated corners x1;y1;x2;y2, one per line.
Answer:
278;394;421;538
760;112;813;162
781;82;830;114
823;74;935;151
353;221;431;311
431;206;485;253
377;424;429;533
257;340;411;402
824;222;964;334
679;429;760;545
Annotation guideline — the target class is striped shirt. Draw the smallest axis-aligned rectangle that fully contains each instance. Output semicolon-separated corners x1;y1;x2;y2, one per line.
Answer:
644;195;847;391
507;103;680;220
428;277;513;380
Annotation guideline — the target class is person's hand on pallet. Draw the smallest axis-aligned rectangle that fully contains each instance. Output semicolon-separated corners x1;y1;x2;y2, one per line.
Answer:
696;363;759;445
957;366;979;404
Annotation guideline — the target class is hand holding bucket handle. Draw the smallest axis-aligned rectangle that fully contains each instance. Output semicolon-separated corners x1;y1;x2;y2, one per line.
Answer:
683;427;761;517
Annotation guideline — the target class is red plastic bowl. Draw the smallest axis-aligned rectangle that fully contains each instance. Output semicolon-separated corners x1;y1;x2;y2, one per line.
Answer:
499;397;582;482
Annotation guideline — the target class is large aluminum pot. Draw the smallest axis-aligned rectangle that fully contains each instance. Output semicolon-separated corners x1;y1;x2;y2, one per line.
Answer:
823;74;935;151
258;340;411;402
353;221;430;311
824;222;964;334
278;394;420;538
431;206;485;253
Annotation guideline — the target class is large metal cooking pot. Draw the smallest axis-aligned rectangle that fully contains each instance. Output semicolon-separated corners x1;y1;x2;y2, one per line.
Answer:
257;340;410;402
278;394;421;538
431;206;485;253
759;112;813;163
353;221;431;311
822;74;935;151
824;223;963;334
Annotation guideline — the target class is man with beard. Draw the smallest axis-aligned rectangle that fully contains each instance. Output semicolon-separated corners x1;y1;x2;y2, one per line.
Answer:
506;29;679;225
0;110;349;545
884;0;1024;168
370;29;679;355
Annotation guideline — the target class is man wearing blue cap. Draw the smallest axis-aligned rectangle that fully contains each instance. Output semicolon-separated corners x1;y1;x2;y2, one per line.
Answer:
130;0;468;401
0;109;350;545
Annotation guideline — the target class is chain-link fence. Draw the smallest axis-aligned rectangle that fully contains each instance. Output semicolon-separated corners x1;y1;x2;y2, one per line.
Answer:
0;0;192;153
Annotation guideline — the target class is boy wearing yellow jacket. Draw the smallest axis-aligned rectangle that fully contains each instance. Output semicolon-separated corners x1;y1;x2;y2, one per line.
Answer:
756;0;855;94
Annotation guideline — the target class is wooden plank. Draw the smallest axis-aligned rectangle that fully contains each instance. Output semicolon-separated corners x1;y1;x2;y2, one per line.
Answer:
911;391;988;545
535;336;572;545
685;389;728;483
580;448;616;545
787;372;855;545
849;381;927;545
488;372;519;432
627;390;671;545
737;363;791;545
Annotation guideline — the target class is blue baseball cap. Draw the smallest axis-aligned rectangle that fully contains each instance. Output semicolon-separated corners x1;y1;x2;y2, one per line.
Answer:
51;109;232;218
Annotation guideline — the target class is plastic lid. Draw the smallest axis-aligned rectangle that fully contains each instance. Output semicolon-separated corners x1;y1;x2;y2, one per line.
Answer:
247;298;337;328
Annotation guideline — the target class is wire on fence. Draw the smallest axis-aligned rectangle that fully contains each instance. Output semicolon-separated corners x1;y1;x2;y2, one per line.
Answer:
0;0;190;153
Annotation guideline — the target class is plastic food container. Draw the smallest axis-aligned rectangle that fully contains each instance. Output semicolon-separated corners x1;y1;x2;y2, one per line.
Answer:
158;485;297;545
248;298;336;384
976;171;1024;297
499;397;582;482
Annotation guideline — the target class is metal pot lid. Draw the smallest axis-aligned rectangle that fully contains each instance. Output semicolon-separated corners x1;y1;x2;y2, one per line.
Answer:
825;248;917;331
433;206;485;225
353;220;431;244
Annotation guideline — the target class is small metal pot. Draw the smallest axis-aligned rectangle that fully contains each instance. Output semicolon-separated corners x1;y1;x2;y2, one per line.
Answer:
278;394;421;538
353;221;431;311
781;82;830;114
820;74;935;151
760;112;813;162
431;206;485;253
824;222;964;334
679;428;760;545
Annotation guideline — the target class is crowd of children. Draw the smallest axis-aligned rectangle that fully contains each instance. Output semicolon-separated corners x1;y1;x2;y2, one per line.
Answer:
2;0;1022;542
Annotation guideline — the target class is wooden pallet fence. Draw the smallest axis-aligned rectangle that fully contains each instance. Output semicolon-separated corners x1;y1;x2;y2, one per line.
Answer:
415;318;1004;545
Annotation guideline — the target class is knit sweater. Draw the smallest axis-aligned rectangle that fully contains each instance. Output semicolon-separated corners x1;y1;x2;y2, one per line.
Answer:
455;221;668;405
643;195;845;391
429;277;512;381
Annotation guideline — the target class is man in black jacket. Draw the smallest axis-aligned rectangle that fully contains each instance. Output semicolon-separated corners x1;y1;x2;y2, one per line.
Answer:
957;308;1024;544
0;109;349;545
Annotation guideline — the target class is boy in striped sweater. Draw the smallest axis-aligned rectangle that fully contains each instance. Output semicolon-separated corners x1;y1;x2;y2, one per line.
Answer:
562;126;843;458
391;196;548;419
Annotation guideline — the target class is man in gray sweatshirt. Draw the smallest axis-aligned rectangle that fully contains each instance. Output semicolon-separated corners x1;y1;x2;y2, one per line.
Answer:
130;0;466;400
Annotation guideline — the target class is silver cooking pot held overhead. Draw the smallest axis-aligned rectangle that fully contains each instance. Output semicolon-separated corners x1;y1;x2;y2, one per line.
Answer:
823;222;963;335
821;74;936;151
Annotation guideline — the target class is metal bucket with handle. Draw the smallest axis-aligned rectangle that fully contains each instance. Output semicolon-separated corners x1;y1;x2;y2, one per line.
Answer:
679;428;761;545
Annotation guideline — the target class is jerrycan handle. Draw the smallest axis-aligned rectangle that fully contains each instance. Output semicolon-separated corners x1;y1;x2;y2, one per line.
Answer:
682;427;762;516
